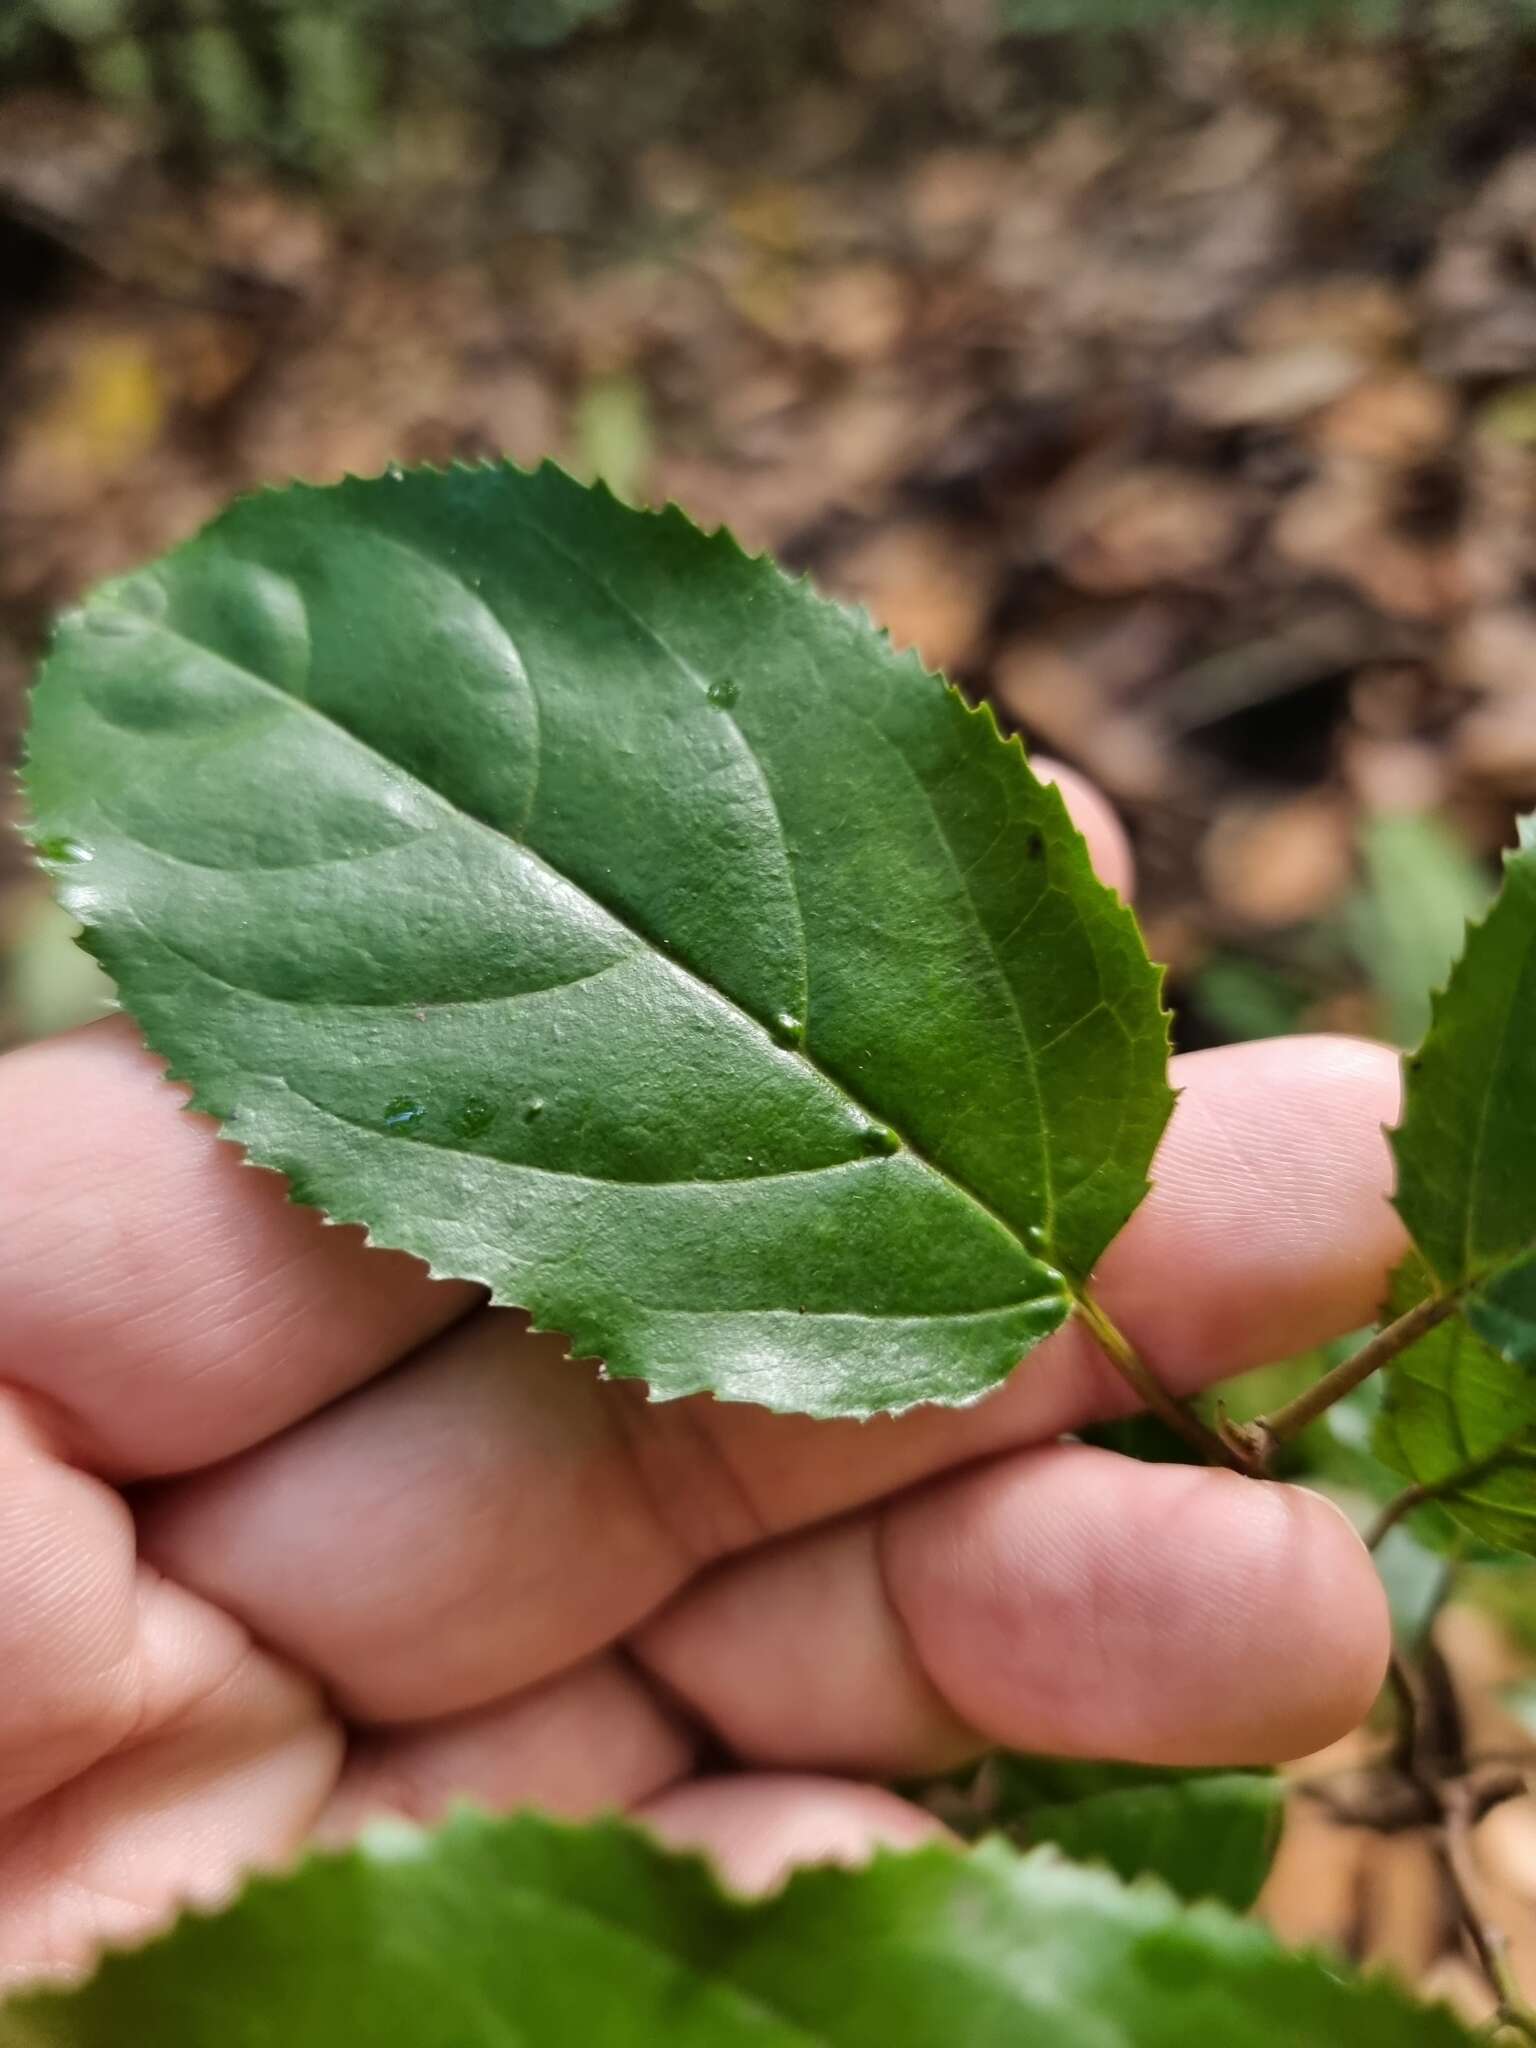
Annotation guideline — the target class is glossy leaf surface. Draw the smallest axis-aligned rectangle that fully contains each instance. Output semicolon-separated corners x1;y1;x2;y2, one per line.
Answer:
25;464;1172;1418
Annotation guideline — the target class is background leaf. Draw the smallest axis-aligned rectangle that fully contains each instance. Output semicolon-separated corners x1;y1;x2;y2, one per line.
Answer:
0;1810;1476;2048
1393;820;1536;1296
1391;819;1536;1385
1377;1253;1536;1554
1344;812;1495;1052
984;1755;1284;1913
24;463;1172;1420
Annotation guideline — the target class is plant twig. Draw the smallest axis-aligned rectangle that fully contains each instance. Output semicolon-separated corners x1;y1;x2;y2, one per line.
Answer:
1251;1287;1465;1451
1382;1640;1536;2037
1439;1778;1536;2040
1386;1650;1426;1784
1368;1451;1513;1552
1075;1292;1252;1472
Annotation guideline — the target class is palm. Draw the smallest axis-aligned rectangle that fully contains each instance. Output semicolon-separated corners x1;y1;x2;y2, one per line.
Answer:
0;788;1395;1987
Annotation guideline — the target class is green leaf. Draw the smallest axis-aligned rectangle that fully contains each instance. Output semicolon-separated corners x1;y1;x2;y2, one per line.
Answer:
1346;812;1495;1051
24;463;1172;1420
1376;1253;1536;1554
1393;819;1536;1303
568;373;653;505
985;1755;1284;1913
481;0;628;47
1390;816;1536;1394
1;888;115;1046
0;1809;1476;2047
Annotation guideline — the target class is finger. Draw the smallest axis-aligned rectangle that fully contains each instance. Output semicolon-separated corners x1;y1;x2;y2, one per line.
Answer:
0;1399;339;1986
635;1509;976;1779
0;768;1125;1483
1033;758;1135;901
0;1657;337;1989
139;1037;1404;1728
632;1443;1389;1775
636;1776;949;1897
317;1654;694;1844
142;1314;682;1722
0;1021;477;1478
0;1391;144;1820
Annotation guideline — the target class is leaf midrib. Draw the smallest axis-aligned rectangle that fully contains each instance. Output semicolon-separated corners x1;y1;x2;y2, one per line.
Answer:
89;600;1063;1289
500;501;813;1039
796;637;1061;1248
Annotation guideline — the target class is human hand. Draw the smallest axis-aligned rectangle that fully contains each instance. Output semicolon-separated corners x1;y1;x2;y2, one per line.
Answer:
0;767;1394;1986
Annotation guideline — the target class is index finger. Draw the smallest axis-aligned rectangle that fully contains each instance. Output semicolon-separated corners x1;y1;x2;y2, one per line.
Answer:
0;1020;477;1477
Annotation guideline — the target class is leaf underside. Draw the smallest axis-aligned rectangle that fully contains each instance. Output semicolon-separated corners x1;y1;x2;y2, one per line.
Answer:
986;1755;1284;1914
0;1810;1475;2048
24;462;1172;1419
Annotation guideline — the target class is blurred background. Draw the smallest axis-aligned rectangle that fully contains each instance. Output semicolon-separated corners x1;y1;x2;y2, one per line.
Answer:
6;0;1536;2019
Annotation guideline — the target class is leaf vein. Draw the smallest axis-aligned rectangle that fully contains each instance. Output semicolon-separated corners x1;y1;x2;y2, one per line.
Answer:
110;607;1058;1276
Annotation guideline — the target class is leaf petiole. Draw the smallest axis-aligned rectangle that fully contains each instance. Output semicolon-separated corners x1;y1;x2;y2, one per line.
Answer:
1074;1292;1251;1472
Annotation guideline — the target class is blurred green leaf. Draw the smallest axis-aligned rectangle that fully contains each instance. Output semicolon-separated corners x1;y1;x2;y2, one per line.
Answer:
569;373;653;506
1190;952;1307;1044
1345;812;1495;1050
1497;1677;1536;1737
1;886;115;1046
986;1755;1285;1913
1;1808;1479;2047
33;0;129;34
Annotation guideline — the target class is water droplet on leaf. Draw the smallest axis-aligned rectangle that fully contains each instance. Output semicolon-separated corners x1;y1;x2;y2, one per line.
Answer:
706;677;739;709
524;1097;546;1121
456;1096;495;1139
771;1010;804;1047
859;1123;900;1157
383;1096;425;1131
35;836;93;865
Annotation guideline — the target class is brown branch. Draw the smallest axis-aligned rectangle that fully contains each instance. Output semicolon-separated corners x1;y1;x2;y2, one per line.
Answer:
1253;1287;1464;1450
1438;1779;1536;2041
